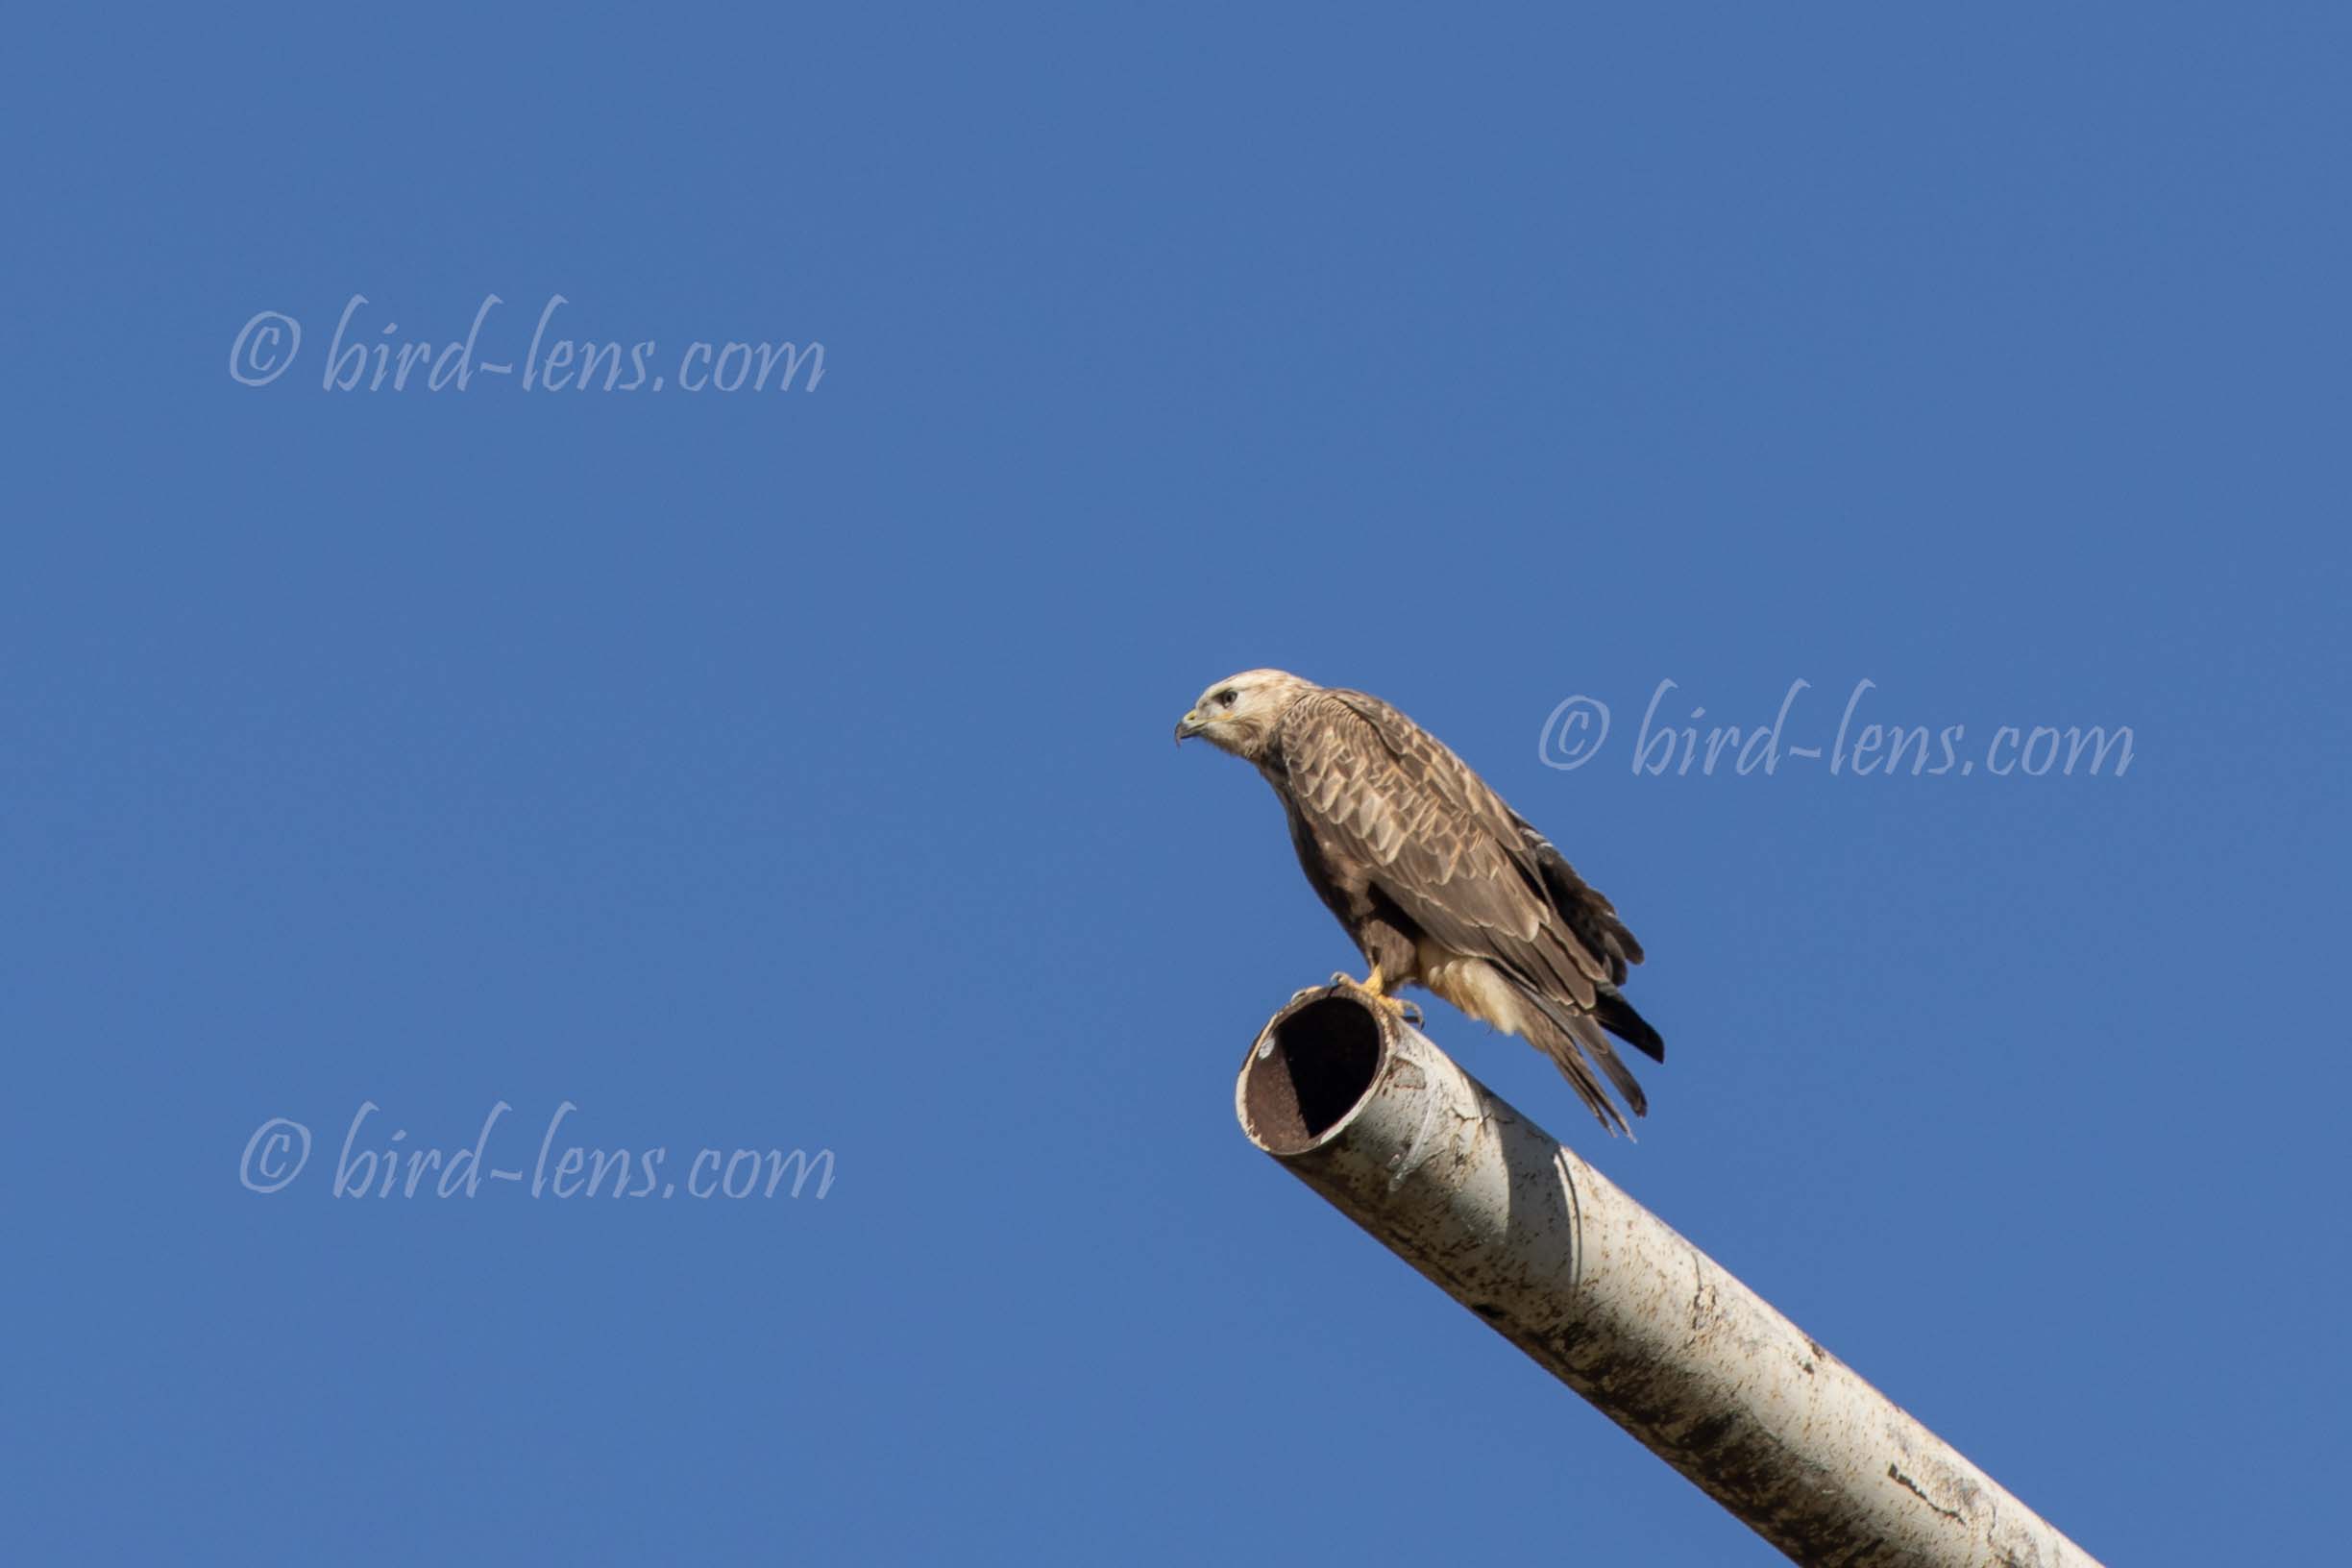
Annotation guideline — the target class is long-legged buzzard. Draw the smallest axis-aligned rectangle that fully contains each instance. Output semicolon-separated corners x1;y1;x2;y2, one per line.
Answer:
1178;669;1664;1134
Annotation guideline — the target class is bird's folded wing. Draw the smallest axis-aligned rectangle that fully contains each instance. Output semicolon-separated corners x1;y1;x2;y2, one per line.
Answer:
1285;691;1614;1007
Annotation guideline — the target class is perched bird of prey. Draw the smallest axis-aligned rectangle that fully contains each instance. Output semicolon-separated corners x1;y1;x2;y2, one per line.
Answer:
1177;669;1664;1133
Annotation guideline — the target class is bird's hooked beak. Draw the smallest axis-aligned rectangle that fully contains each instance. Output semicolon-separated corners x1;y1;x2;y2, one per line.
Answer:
1174;709;1206;745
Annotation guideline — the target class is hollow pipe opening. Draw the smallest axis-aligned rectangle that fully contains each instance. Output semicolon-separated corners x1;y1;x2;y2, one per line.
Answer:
1237;991;1387;1156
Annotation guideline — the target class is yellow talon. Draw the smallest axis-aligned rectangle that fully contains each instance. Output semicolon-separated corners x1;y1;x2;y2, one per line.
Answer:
1331;967;1423;1025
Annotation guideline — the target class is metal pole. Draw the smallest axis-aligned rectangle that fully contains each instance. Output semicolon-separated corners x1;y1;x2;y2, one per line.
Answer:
1236;987;2103;1568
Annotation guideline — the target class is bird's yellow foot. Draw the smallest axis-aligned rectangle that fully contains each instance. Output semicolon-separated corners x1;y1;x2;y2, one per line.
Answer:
1329;969;1424;1026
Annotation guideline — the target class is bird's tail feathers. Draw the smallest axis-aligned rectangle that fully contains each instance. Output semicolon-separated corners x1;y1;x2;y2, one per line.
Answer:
1516;984;1647;1137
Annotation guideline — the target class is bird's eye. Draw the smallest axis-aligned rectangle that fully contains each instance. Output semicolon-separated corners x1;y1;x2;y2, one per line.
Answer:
1215;689;1237;708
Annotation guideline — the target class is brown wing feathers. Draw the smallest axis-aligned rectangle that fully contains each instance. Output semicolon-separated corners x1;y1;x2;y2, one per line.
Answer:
1316;692;1624;998
1281;689;1663;1124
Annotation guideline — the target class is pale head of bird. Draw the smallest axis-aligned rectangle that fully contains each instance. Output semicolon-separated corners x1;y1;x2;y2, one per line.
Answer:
1174;669;1318;760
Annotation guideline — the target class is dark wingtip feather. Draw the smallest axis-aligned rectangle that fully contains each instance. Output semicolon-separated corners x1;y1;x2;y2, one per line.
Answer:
1593;990;1666;1064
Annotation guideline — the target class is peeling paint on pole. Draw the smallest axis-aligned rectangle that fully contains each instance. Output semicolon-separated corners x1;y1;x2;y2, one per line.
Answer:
1237;988;2103;1568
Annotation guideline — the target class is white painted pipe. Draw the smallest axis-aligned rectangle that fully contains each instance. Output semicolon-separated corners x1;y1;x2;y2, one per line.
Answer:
1236;987;2103;1568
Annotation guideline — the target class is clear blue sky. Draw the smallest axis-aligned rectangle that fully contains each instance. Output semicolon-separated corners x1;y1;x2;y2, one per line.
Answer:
8;7;2345;1563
